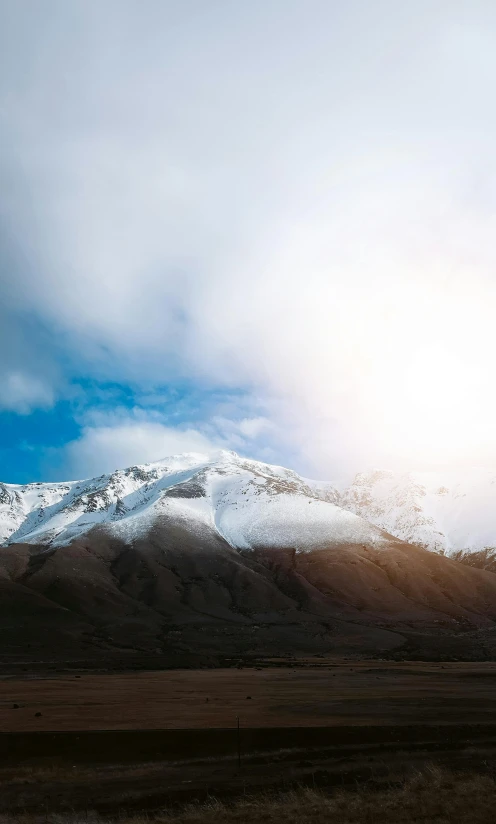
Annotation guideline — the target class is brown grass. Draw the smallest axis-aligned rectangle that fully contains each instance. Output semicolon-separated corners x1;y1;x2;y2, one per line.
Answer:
0;768;494;823
3;662;496;731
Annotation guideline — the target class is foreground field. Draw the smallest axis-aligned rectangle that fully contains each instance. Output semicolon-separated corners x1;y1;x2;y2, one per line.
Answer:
2;663;496;816
0;769;495;823
2;661;496;731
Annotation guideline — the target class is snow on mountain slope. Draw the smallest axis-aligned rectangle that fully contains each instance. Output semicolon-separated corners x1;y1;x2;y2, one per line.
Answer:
0;451;388;551
340;468;496;554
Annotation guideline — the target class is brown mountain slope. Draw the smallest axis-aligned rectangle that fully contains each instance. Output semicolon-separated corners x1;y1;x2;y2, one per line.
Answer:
2;518;496;666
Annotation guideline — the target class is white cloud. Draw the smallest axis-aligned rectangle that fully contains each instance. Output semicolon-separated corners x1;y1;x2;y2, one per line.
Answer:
3;2;496;474
0;372;54;415
59;408;282;478
63;420;219;478
210;415;274;445
237;417;274;439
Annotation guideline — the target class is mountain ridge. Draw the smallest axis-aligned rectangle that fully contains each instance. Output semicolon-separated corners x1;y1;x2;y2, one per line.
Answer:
340;467;496;555
4;453;496;557
0;450;377;551
3;451;496;665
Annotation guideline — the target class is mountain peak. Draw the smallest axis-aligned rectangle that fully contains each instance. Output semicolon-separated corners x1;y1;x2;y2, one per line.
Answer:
0;450;380;551
341;467;496;554
3;453;496;557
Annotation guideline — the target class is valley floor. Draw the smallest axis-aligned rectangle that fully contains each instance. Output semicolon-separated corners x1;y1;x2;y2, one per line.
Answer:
1;662;496;817
2;660;496;731
0;736;496;819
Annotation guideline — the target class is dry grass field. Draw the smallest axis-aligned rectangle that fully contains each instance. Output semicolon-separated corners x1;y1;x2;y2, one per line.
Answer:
2;662;496;817
0;769;495;823
1;661;496;732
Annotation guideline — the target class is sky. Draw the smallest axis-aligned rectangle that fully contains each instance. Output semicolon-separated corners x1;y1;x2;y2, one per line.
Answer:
2;1;496;484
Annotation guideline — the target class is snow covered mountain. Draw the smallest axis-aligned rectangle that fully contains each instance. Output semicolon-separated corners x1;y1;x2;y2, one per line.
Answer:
340;469;496;554
4;453;496;558
4;453;496;664
0;450;386;551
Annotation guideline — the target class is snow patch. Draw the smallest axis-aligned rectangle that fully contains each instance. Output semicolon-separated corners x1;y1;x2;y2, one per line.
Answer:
1;450;386;553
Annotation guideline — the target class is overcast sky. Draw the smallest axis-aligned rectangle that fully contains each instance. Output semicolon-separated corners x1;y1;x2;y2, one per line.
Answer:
2;0;496;482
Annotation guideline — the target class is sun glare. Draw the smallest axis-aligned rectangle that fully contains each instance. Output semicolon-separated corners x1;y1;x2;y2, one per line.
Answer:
379;344;487;465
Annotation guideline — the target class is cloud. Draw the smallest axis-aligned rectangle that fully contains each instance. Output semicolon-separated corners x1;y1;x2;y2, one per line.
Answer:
0;372;54;415
3;2;496;475
210;415;273;441
237;417;274;439
62;420;219;478
56;406;280;478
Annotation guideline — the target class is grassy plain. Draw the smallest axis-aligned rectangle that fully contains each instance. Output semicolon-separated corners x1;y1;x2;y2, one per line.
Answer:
2;660;496;731
2;662;496;817
0;769;494;823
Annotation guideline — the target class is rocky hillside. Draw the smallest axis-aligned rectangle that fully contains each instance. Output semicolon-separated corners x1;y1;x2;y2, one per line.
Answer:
3;453;496;666
0;450;370;550
340;468;496;555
